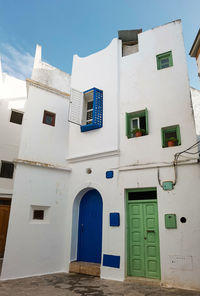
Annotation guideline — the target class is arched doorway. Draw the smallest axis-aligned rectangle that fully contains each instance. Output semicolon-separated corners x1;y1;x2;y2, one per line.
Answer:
77;189;102;263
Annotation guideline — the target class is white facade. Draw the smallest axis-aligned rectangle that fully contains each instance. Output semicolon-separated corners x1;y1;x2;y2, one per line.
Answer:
1;20;200;291
0;60;27;197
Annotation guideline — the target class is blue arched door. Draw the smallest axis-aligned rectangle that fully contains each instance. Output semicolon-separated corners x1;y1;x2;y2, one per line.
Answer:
77;189;103;263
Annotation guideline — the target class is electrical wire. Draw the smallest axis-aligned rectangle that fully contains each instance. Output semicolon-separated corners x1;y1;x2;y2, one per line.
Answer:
174;140;200;164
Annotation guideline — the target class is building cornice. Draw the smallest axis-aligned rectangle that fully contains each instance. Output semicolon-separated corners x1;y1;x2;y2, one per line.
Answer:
26;78;70;98
118;158;199;172
67;149;120;163
14;158;72;172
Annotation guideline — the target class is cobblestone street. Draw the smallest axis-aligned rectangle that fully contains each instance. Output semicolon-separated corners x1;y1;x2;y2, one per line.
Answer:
0;273;200;296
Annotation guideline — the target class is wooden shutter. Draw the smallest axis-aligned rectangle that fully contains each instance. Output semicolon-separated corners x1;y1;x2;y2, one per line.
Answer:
69;88;83;125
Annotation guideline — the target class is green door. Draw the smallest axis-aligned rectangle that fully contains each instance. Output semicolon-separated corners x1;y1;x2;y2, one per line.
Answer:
127;195;160;279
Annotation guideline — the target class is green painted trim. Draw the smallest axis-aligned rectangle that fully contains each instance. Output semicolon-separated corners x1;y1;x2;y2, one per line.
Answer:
127;187;157;193
125;190;130;275
127;199;157;204
176;125;181;145
126;189;161;279
145;108;148;135
125;112;131;138
126;109;149;139
156;51;173;70
161;124;181;148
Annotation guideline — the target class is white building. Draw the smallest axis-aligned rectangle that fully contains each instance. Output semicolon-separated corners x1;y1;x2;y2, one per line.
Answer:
1;20;200;291
0;60;26;258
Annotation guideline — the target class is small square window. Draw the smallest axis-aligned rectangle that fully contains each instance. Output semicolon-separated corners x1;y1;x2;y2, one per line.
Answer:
156;51;173;70
0;161;14;179
33;210;44;220
126;109;148;139
161;125;181;148
10;110;23;125
43;110;56;126
30;205;50;223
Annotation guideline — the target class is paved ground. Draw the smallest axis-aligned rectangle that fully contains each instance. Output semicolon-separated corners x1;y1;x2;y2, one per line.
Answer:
0;273;200;296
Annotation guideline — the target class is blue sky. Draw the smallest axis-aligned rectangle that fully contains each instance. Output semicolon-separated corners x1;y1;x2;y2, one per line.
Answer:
0;0;199;89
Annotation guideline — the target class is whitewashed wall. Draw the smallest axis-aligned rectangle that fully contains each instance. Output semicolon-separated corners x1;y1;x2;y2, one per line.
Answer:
118;164;200;290
1;164;70;279
68;38;120;159
118;20;200;290
18;85;70;166
2;21;200;291
66;156;122;280
0;71;26;195
1;50;72;279
120;20;198;167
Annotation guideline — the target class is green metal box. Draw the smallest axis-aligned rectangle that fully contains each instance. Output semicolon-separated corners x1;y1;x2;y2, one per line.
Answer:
165;214;177;229
163;181;173;191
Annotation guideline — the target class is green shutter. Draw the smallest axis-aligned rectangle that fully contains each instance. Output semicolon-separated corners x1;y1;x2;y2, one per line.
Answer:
157;51;173;70
126;113;131;138
161;128;165;148
176;125;181;145
145;108;148;135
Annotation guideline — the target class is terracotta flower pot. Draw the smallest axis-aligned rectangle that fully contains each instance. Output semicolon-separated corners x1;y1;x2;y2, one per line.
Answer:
135;131;142;137
167;140;175;147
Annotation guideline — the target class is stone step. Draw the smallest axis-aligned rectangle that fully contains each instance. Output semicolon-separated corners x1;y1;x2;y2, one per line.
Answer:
69;261;100;277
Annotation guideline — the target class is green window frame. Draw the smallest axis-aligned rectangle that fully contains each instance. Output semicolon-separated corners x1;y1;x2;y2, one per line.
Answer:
126;108;148;139
156;51;173;70
161;125;181;148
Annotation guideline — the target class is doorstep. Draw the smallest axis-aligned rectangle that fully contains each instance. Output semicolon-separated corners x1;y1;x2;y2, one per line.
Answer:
125;276;161;286
69;261;100;277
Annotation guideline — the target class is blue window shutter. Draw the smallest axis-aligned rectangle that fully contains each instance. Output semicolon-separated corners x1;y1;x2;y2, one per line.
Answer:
81;87;103;132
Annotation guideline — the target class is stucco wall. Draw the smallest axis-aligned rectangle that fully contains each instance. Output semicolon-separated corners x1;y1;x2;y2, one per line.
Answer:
68;38;120;159
2;20;200;291
1;164;70;279
0;73;26;195
120;20;198;167
18;84;70;166
118;164;200;290
66;155;123;281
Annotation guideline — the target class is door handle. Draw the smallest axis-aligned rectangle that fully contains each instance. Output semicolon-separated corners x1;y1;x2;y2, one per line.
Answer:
81;224;84;232
147;230;155;232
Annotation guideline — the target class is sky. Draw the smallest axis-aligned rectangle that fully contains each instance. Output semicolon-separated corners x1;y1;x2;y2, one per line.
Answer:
0;0;199;89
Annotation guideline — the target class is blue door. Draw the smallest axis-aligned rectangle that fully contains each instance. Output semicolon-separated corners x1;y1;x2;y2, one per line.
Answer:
77;189;103;263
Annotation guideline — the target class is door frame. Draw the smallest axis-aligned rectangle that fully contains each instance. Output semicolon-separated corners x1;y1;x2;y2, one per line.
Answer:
125;188;161;279
70;186;104;263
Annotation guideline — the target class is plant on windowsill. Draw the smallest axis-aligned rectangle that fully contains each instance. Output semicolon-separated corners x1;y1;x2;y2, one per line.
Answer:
167;137;177;147
132;128;145;137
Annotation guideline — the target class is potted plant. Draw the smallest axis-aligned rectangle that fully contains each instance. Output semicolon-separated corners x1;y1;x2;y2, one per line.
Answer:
167;137;177;147
132;128;145;137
